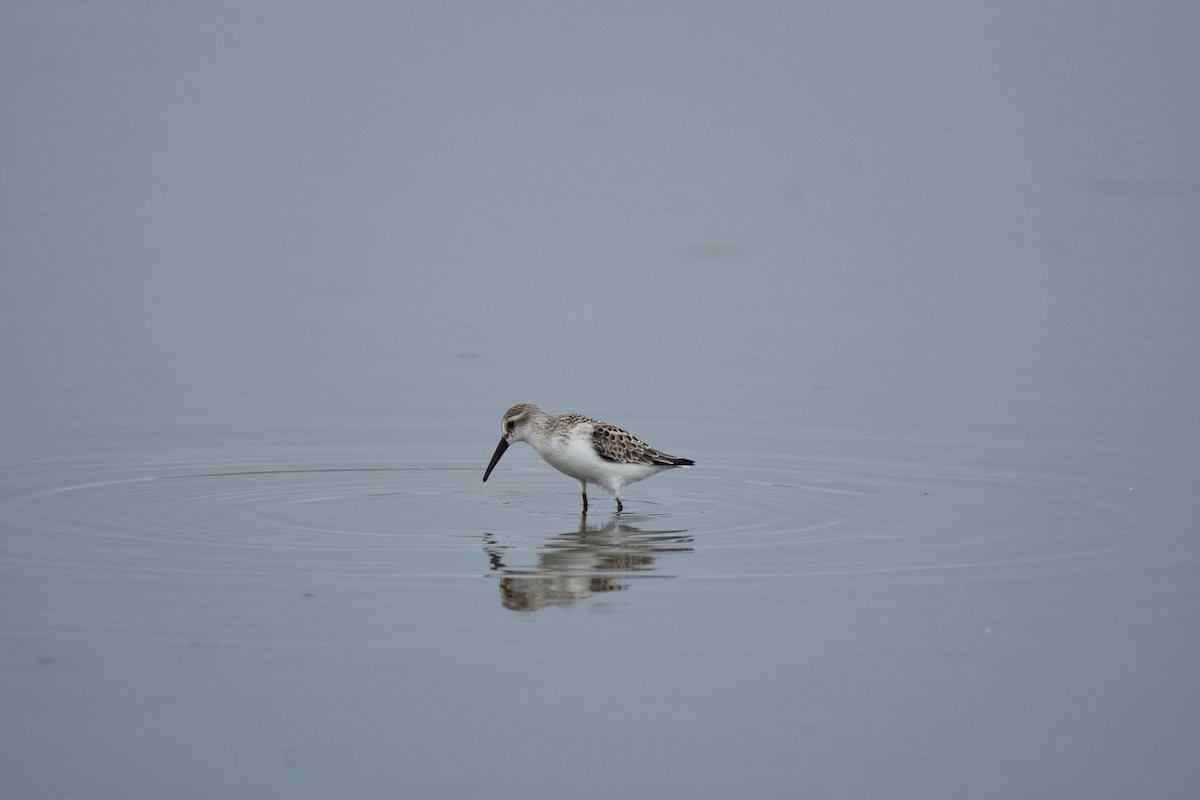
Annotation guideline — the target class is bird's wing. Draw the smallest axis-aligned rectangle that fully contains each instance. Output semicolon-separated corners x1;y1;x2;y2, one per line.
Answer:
591;422;687;466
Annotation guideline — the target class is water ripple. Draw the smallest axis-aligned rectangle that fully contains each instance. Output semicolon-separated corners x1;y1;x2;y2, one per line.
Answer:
2;438;1160;605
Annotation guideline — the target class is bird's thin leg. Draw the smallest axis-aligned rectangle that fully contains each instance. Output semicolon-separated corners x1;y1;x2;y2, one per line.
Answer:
616;496;624;513
579;481;589;514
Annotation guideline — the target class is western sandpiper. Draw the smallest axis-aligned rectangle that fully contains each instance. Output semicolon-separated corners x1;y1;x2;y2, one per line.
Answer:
482;403;694;512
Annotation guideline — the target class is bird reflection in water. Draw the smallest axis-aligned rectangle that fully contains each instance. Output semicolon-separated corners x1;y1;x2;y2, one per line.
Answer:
483;513;693;612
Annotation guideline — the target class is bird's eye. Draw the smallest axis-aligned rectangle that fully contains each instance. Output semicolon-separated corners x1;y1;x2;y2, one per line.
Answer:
505;420;515;432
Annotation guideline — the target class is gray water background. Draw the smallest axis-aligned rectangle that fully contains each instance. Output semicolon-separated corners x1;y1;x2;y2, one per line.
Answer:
3;3;1199;798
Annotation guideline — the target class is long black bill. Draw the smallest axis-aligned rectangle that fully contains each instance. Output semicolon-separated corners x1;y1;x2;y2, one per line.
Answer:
482;437;509;482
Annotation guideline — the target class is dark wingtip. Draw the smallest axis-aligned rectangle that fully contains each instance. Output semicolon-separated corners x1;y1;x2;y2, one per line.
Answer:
675;458;695;466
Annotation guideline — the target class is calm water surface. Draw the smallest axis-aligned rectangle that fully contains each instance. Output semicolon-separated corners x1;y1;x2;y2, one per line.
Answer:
4;410;1196;798
5;3;1200;797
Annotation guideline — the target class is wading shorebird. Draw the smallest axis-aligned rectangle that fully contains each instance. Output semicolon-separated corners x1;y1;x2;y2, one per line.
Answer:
482;403;694;513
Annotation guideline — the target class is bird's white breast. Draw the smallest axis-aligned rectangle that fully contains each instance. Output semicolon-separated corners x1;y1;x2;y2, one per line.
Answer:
529;427;600;479
528;425;667;489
